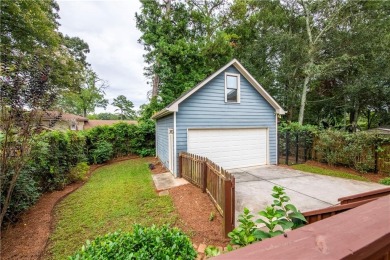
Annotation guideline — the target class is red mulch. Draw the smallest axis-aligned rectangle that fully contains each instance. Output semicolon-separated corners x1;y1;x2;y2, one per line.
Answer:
169;184;230;247
296;160;388;183
1;181;85;260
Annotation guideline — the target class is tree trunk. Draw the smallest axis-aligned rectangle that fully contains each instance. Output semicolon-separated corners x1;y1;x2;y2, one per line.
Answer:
298;74;310;125
299;0;314;126
83;108;87;118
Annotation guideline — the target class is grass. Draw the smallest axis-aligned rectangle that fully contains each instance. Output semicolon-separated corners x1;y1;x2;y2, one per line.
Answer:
291;164;371;182
47;158;177;259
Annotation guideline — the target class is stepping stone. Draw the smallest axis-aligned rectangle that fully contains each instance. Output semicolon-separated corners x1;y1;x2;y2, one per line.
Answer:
198;243;207;253
158;190;169;196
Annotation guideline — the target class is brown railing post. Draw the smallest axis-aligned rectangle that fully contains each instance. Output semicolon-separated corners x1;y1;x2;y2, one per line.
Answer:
202;161;207;193
223;179;234;237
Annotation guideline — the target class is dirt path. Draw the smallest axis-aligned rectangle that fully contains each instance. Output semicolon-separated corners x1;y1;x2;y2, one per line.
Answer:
1;181;84;260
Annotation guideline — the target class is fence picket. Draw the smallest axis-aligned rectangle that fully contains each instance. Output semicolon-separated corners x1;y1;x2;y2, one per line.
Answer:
179;152;235;237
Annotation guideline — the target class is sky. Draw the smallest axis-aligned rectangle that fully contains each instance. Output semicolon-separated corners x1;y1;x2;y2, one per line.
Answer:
57;0;147;113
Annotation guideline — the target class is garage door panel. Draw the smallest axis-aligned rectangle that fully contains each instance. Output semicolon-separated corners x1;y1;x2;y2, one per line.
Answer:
187;128;267;169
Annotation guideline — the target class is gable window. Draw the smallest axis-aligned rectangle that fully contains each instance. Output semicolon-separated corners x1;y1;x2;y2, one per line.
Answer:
225;73;240;103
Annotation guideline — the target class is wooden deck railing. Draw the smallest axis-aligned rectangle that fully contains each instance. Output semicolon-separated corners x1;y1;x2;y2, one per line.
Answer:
303;187;390;224
214;195;390;260
179;152;235;237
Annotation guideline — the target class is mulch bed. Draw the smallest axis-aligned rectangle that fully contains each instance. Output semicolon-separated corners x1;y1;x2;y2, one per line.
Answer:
302;160;388;183
169;184;230;247
1;181;85;260
147;157;229;246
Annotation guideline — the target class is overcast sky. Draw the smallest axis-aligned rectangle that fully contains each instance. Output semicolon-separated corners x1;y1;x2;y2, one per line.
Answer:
57;0;147;113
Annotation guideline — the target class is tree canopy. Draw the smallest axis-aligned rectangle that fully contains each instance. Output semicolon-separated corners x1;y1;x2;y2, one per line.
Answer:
0;0;105;226
112;95;136;120
136;0;390;130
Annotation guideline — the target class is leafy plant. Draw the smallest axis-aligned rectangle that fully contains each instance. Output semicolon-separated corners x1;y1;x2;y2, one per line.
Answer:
255;186;306;239
69;162;89;182
209;211;215;221
379;177;390;185
89;141;113;164
0;170;41;223
70;225;197;260
205;246;221;257
228;208;257;246
228;186;306;248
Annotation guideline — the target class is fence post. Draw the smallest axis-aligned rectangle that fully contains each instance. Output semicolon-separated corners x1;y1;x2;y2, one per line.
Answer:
285;131;290;165
303;132;308;162
223;179;234;237
178;153;182;178
202;161;207;193
374;143;378;174
295;132;299;164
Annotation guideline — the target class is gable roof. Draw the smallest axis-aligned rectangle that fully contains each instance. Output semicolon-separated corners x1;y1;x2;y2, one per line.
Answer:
152;59;286;119
41;111;88;122
84;120;137;130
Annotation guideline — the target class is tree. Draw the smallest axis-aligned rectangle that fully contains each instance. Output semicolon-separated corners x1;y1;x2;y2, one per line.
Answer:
112;95;135;120
88;113;120;120
136;0;236;107
59;69;109;117
0;0;88;227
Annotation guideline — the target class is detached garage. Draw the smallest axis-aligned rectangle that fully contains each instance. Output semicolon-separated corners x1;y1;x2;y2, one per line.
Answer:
152;59;285;177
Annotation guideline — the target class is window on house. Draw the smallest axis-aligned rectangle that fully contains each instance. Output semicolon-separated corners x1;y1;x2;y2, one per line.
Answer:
70;120;77;130
225;74;239;103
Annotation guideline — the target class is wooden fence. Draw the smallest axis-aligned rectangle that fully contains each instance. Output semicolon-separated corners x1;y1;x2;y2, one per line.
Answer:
179;152;235;237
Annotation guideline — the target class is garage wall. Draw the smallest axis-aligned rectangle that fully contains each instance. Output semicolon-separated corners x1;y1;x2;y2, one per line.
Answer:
176;65;277;173
156;114;174;170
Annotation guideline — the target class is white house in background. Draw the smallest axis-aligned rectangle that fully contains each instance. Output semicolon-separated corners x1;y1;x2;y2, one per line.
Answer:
41;111;88;131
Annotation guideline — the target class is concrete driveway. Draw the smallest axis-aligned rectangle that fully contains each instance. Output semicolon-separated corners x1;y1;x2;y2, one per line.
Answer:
230;165;385;224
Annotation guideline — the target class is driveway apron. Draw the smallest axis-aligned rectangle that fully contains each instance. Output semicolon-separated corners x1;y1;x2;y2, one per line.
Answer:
230;165;385;226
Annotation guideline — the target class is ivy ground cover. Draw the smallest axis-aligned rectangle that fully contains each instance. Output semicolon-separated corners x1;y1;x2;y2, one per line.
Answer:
46;158;176;259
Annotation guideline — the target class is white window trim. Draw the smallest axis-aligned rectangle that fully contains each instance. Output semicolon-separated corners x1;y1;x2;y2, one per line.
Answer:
225;72;240;103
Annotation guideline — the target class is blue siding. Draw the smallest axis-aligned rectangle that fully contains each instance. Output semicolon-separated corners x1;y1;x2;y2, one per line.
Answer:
176;66;277;172
156;114;174;170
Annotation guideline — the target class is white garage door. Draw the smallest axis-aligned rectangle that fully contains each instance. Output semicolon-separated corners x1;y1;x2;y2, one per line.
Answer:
187;128;267;169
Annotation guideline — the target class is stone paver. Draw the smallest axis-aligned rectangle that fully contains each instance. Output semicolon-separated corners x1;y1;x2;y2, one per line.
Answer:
152;172;188;191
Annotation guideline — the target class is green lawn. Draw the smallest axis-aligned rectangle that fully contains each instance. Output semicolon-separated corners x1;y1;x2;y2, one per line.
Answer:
46;158;177;259
291;164;370;182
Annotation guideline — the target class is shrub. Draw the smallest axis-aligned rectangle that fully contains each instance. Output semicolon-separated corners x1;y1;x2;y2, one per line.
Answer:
70;225;197;260
130;120;155;157
314;130;389;173
1;170;41;222
69;162;89;182
228;186;306;248
85;121;155;158
379;177;390;185
29;131;87;191
89;141;113;164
